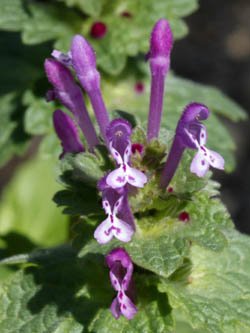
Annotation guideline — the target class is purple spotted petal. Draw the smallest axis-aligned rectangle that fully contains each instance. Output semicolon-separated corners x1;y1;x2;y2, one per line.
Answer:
93;218;113;244
119;292;138;320
127;166;147;188
190;151;210;177
110;297;121;320
106;167;127;189
207;149;225;170
113;218;134;243
102;199;112;215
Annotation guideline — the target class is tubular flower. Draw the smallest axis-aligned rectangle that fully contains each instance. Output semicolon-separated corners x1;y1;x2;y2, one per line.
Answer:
106;248;137;320
161;103;224;188
52;35;110;143
94;191;134;244
147;19;173;142
106;141;147;189
53;110;85;158
45;58;99;150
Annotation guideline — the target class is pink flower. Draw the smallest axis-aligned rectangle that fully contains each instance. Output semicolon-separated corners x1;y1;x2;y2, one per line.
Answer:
106;248;137;320
94;196;134;244
106;141;147;189
190;127;224;177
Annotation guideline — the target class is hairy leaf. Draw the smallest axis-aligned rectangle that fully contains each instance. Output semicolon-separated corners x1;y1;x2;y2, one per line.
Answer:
158;229;250;333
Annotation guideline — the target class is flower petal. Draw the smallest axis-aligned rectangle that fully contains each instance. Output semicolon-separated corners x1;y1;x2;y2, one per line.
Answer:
207;149;224;170
102;199;112;215
106;167;127;188
110;143;123;165
119;292;138;320
127;166;147;188
110;297;121;320
199;126;207;146
123;141;132;164
51;50;72;66
190;151;210;177
113;217;134;242
94;219;113;244
113;196;123;215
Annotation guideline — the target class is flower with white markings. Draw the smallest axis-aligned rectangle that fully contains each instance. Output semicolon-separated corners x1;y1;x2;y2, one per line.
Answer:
94;194;134;244
106;248;137;320
106;141;147;189
190;127;224;177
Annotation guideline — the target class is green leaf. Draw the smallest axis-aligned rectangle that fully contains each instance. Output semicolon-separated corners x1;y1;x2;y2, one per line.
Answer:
158;229;250;333
59;0;104;16
23;90;55;135
0;93;29;167
0;155;69;248
0;32;53;166
53;156;102;216
0;0;28;31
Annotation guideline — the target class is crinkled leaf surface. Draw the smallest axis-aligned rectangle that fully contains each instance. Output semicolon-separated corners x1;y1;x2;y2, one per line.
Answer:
158;229;250;333
0;0;198;74
53;153;104;216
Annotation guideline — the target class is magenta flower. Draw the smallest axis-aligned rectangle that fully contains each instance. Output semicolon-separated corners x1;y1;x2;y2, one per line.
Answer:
45;58;99;150
105;119;147;189
106;141;147;189
94;194;134;244
190;127;224;177
161;103;224;188
147;19;173;142
106;118;132;156
52;35;110;143
53;109;85;158
71;35;109;143
106;248;137;320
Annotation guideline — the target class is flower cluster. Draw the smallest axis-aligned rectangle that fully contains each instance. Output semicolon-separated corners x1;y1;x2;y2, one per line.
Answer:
45;18;224;321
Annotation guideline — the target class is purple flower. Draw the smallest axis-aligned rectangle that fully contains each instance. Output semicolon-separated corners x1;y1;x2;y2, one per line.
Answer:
53;109;85;158
45;58;99;150
94;192;134;244
71;35;109;143
106;248;137;320
104;119;147;189
106;141;147;189
147;19;173;142
51;35;110;143
106;118;132;155
190;127;224;177
160;103;224;188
